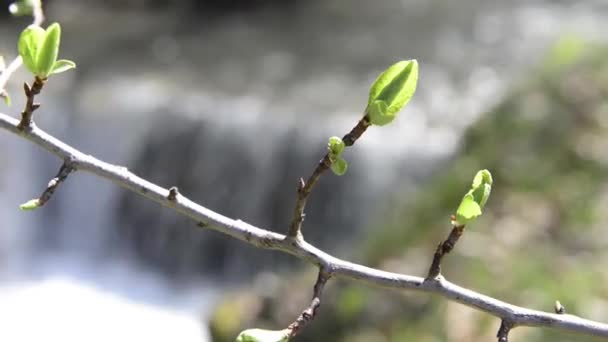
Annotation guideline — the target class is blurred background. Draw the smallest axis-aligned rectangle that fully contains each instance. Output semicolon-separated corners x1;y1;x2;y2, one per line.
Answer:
0;0;608;341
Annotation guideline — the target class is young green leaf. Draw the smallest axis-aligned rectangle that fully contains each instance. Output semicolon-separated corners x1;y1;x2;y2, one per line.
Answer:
366;59;419;126
234;328;290;342
19;198;41;211
452;169;493;226
18;25;45;75
330;156;348;176
37;23;61;78
327;136;345;156
50;59;76;75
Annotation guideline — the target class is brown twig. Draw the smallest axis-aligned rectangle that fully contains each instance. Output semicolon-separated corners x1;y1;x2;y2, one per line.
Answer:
35;157;75;207
17;77;45;130
497;320;514;342
287;269;330;338
427;223;466;279
287;116;371;237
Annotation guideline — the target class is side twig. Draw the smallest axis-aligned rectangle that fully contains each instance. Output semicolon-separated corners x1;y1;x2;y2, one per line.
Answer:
17;77;45;130
287;269;330;337
287;116;371;237
1;112;607;339
35;157;75;207
427;223;466;279
497;320;514;342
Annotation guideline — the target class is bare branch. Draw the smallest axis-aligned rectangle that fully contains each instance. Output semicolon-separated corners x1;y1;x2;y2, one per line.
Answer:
287;116;370;237
1;112;607;339
287;269;330;337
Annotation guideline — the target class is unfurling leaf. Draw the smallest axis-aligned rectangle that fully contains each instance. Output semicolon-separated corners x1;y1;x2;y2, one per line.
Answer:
327;136;345;156
50;59;76;75
18;25;45;75
17;23;74;78
330;156;348;176
453;169;493;226
234;328;290;342
366;59;418;126
19;198;41;211
37;23;61;78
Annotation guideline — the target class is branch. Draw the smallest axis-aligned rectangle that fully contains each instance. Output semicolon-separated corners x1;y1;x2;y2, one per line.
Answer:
1;112;608;339
287;116;370;237
20;157;75;209
427;222;465;279
18;77;45;129
287;268;330;337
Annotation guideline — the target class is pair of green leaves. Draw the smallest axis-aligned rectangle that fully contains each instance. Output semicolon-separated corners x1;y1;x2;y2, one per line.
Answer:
453;169;493;226
366;59;418;126
18;23;75;79
235;328;290;342
328;136;347;176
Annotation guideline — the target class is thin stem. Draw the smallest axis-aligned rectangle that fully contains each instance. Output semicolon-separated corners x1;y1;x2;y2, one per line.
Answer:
287;116;370;237
287;269;330;337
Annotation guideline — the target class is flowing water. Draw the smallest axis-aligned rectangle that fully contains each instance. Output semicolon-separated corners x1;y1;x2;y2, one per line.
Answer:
0;0;607;340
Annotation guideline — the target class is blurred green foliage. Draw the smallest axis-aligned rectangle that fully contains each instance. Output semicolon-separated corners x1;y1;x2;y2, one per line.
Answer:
211;37;608;341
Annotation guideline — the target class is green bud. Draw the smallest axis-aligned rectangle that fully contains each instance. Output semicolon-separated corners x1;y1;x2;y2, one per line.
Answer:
17;23;75;79
19;198;41;211
366;60;418;126
453;169;493;226
330;156;348;176
327;136;345;156
235;328;290;342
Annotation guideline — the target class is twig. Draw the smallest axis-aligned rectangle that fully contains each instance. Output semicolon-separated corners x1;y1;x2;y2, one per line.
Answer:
0;0;45;95
427;223;466;279
287;269;330;337
287;116;371;237
17;77;45;130
1;112;607;339
34;157;75;207
497;320;514;342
